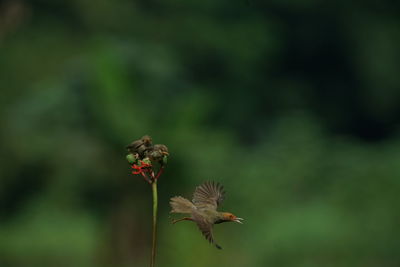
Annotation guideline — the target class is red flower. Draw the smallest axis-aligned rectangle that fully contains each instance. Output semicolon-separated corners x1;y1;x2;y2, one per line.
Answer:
132;161;152;175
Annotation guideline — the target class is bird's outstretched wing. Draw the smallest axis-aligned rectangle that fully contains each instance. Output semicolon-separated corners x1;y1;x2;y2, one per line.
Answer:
193;212;222;249
192;181;225;210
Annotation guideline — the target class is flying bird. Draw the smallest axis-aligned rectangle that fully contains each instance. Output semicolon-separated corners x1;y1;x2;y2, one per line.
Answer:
170;181;243;249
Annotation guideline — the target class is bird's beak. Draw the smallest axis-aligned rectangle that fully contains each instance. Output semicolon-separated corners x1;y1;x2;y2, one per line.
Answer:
234;217;244;224
162;151;169;156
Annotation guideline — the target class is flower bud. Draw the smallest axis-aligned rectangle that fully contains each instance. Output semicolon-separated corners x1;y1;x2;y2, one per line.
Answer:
141;157;152;166
126;153;138;164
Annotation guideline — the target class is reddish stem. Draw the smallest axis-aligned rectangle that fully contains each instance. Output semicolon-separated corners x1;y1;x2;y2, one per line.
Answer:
141;172;152;184
155;167;164;180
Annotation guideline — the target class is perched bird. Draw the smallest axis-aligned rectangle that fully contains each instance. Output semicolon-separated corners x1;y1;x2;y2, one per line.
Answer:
170;181;243;249
126;135;153;157
146;144;169;164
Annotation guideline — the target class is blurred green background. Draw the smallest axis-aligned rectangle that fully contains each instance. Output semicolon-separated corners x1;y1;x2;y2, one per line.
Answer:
1;0;400;266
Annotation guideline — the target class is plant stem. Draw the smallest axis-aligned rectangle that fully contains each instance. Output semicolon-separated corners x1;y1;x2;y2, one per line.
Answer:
150;180;158;267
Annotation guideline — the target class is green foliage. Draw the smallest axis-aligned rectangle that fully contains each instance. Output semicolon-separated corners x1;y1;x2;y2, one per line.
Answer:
1;0;400;266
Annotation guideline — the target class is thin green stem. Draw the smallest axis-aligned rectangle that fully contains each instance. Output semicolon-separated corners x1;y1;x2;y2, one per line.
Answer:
150;180;158;267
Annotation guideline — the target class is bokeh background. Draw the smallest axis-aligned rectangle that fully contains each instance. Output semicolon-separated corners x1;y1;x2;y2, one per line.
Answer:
1;0;400;266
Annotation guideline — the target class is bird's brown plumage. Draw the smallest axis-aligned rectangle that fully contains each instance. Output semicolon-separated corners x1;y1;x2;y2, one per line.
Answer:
126;135;153;156
193;181;225;209
170;181;242;249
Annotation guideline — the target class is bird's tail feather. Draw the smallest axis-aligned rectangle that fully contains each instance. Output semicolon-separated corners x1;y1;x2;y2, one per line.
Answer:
170;196;194;214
